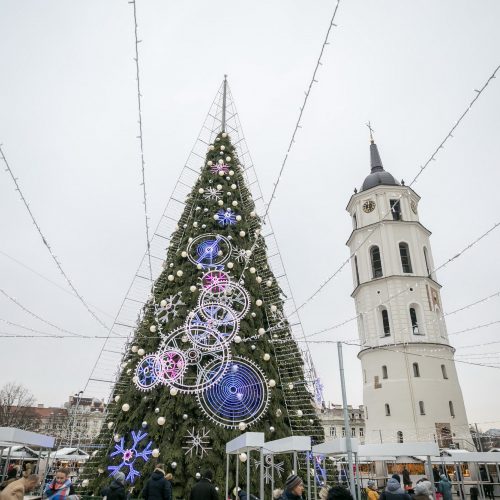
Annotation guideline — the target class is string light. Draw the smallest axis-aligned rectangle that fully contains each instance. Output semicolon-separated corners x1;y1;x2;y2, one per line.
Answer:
0;145;110;332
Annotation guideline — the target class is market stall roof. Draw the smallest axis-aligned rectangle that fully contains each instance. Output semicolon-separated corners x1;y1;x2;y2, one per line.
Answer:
226;432;264;454
312;438;360;455
433;452;500;464
0;427;55;449
1;445;39;459
264;435;311;454
358;442;439;458
49;447;90;461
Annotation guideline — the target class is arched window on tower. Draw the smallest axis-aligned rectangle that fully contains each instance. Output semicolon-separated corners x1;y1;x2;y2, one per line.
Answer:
382;365;388;379
441;365;448;379
354;256;360;287
385;403;391;416
419;401;425;415
381;308;391;337
353;213;357;229
413;362;420;377
390;199;402;220
397;431;404;443
449;401;455;417
423;247;431;276
399;242;413;273
370;246;383;278
410;307;421;335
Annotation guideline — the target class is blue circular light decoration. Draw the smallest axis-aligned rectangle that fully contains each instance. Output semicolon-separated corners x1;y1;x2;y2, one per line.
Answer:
134;355;159;391
196;357;270;428
187;234;232;269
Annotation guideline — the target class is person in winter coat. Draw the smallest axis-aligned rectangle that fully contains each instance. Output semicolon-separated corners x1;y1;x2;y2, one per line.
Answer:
189;469;218;500
326;486;353;500
142;465;172;500
379;478;411;500
413;482;431;500
438;475;452;500
101;471;128;500
0;468;19;491
366;480;379;500
0;475;40;500
44;468;73;499
272;489;283;499
402;469;411;489
279;475;304;500
232;487;259;500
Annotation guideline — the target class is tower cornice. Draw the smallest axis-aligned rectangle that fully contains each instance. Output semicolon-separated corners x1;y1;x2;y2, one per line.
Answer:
346;219;432;247
357;341;456;359
346;184;421;213
350;273;442;298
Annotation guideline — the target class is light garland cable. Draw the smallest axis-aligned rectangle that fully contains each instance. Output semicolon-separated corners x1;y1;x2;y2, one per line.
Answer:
0;145;111;332
0;248;114;320
130;0;153;284
0;317;58;337
285;63;500;317
237;0;342;281
300;220;500;340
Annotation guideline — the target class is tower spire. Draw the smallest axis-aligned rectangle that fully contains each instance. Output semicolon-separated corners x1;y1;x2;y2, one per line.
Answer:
221;74;227;132
366;121;383;173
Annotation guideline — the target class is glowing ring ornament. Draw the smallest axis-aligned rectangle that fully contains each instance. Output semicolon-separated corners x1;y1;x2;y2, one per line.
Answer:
153;349;186;383
158;328;230;394
134;354;160;391
187;234;232;269
202;270;230;293
196;357;270;428
186;304;239;347
199;282;250;320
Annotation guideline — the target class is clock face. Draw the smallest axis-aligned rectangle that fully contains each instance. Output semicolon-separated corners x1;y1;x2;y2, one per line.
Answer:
362;200;376;213
411;200;418;214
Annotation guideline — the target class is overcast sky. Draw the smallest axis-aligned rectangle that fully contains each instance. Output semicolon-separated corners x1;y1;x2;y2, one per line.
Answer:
1;1;499;431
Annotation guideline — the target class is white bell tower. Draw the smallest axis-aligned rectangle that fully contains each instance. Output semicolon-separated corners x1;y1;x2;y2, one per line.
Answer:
346;137;471;448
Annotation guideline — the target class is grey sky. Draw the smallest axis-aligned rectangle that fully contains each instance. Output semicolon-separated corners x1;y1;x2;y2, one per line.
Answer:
1;1;499;431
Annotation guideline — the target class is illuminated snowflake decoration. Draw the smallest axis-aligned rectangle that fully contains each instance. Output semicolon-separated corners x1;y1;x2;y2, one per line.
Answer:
108;430;153;483
187;234;232;269
210;163;229;174
307;451;327;486
182;427;212;458
253;455;284;485
201;270;230;292
156;293;185;324
203;187;222;201
233;247;250;263
216;208;236;226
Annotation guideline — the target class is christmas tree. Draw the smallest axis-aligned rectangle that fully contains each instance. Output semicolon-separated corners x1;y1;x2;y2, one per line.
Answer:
86;78;324;498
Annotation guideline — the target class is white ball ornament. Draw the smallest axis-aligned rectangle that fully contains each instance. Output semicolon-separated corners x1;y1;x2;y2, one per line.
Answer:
157;416;166;426
131;345;138;353
188;237;193;242
114;434;121;442
270;305;277;312
251;312;256;317
138;348;145;356
288;383;294;390
270;426;275;433
195;473;201;480
309;419;314;424
234;335;242;344
269;379;276;387
82;479;89;488
231;184;237;189
209;144;215;150
226;156;231;162
98;468;104;474
239;231;245;237
236;215;242;221
197;263;202;269
171;462;177;469
122;403;130;412
239;422;247;431
176;270;183;277
132;376;138;383
126;368;132;375
181;251;187;258
213;214;219;220
193;222;198;228
258;328;265;335
217;200;224;206
183;414;188;420
160;299;167;307
263;353;271;361
168;274;174;282
150;325;157;333
142;421;148;428
297;410;303;417
251;344;256;350
266;280;273;287
256;299;263;306
229;170;234;176
216;184;222;190
169;263;174;267
202;224;206;228
222;132;227;138
250;211;256;217
152;449;160;458
250;267;256;274
199;187;206;194
107;422;114;430
218;170;225;176
227;262;234;269
170;388;178;396
232;200;238;207
220;145;225;151
276;409;283;417
190;285;197;292
239;452;248;462
256;276;262;284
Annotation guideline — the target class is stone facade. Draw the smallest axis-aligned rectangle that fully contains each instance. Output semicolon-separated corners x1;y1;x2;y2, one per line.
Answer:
318;403;365;444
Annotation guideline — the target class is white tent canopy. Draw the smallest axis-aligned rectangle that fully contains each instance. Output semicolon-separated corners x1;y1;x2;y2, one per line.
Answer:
48;448;90;461
1;445;39;460
0;427;55;449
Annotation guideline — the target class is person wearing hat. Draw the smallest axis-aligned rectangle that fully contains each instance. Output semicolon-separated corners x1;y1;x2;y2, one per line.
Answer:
189;469;218;500
437;475;452;500
379;478;411;500
101;471;128;500
366;480;379;500
279;474;304;499
232;486;259;500
142;464;172;500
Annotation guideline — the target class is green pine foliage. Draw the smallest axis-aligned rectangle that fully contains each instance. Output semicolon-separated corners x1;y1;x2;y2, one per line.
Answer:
86;132;324;498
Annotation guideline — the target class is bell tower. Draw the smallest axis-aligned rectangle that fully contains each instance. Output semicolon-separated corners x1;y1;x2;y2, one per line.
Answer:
346;136;471;448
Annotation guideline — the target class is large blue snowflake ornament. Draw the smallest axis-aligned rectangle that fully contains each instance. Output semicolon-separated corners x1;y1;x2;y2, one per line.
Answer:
108;430;153;483
216;208;236;226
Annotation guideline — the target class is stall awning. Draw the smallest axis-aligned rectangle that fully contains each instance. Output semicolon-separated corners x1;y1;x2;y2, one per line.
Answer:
0;427;55;449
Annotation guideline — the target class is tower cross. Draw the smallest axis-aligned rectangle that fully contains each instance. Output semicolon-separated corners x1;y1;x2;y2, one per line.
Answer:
366;121;375;143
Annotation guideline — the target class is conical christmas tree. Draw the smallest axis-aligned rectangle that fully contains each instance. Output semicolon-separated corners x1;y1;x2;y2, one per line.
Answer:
87;79;324;498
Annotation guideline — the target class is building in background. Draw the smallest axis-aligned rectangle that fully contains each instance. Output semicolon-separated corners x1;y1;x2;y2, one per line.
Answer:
345;138;472;449
318;403;365;444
